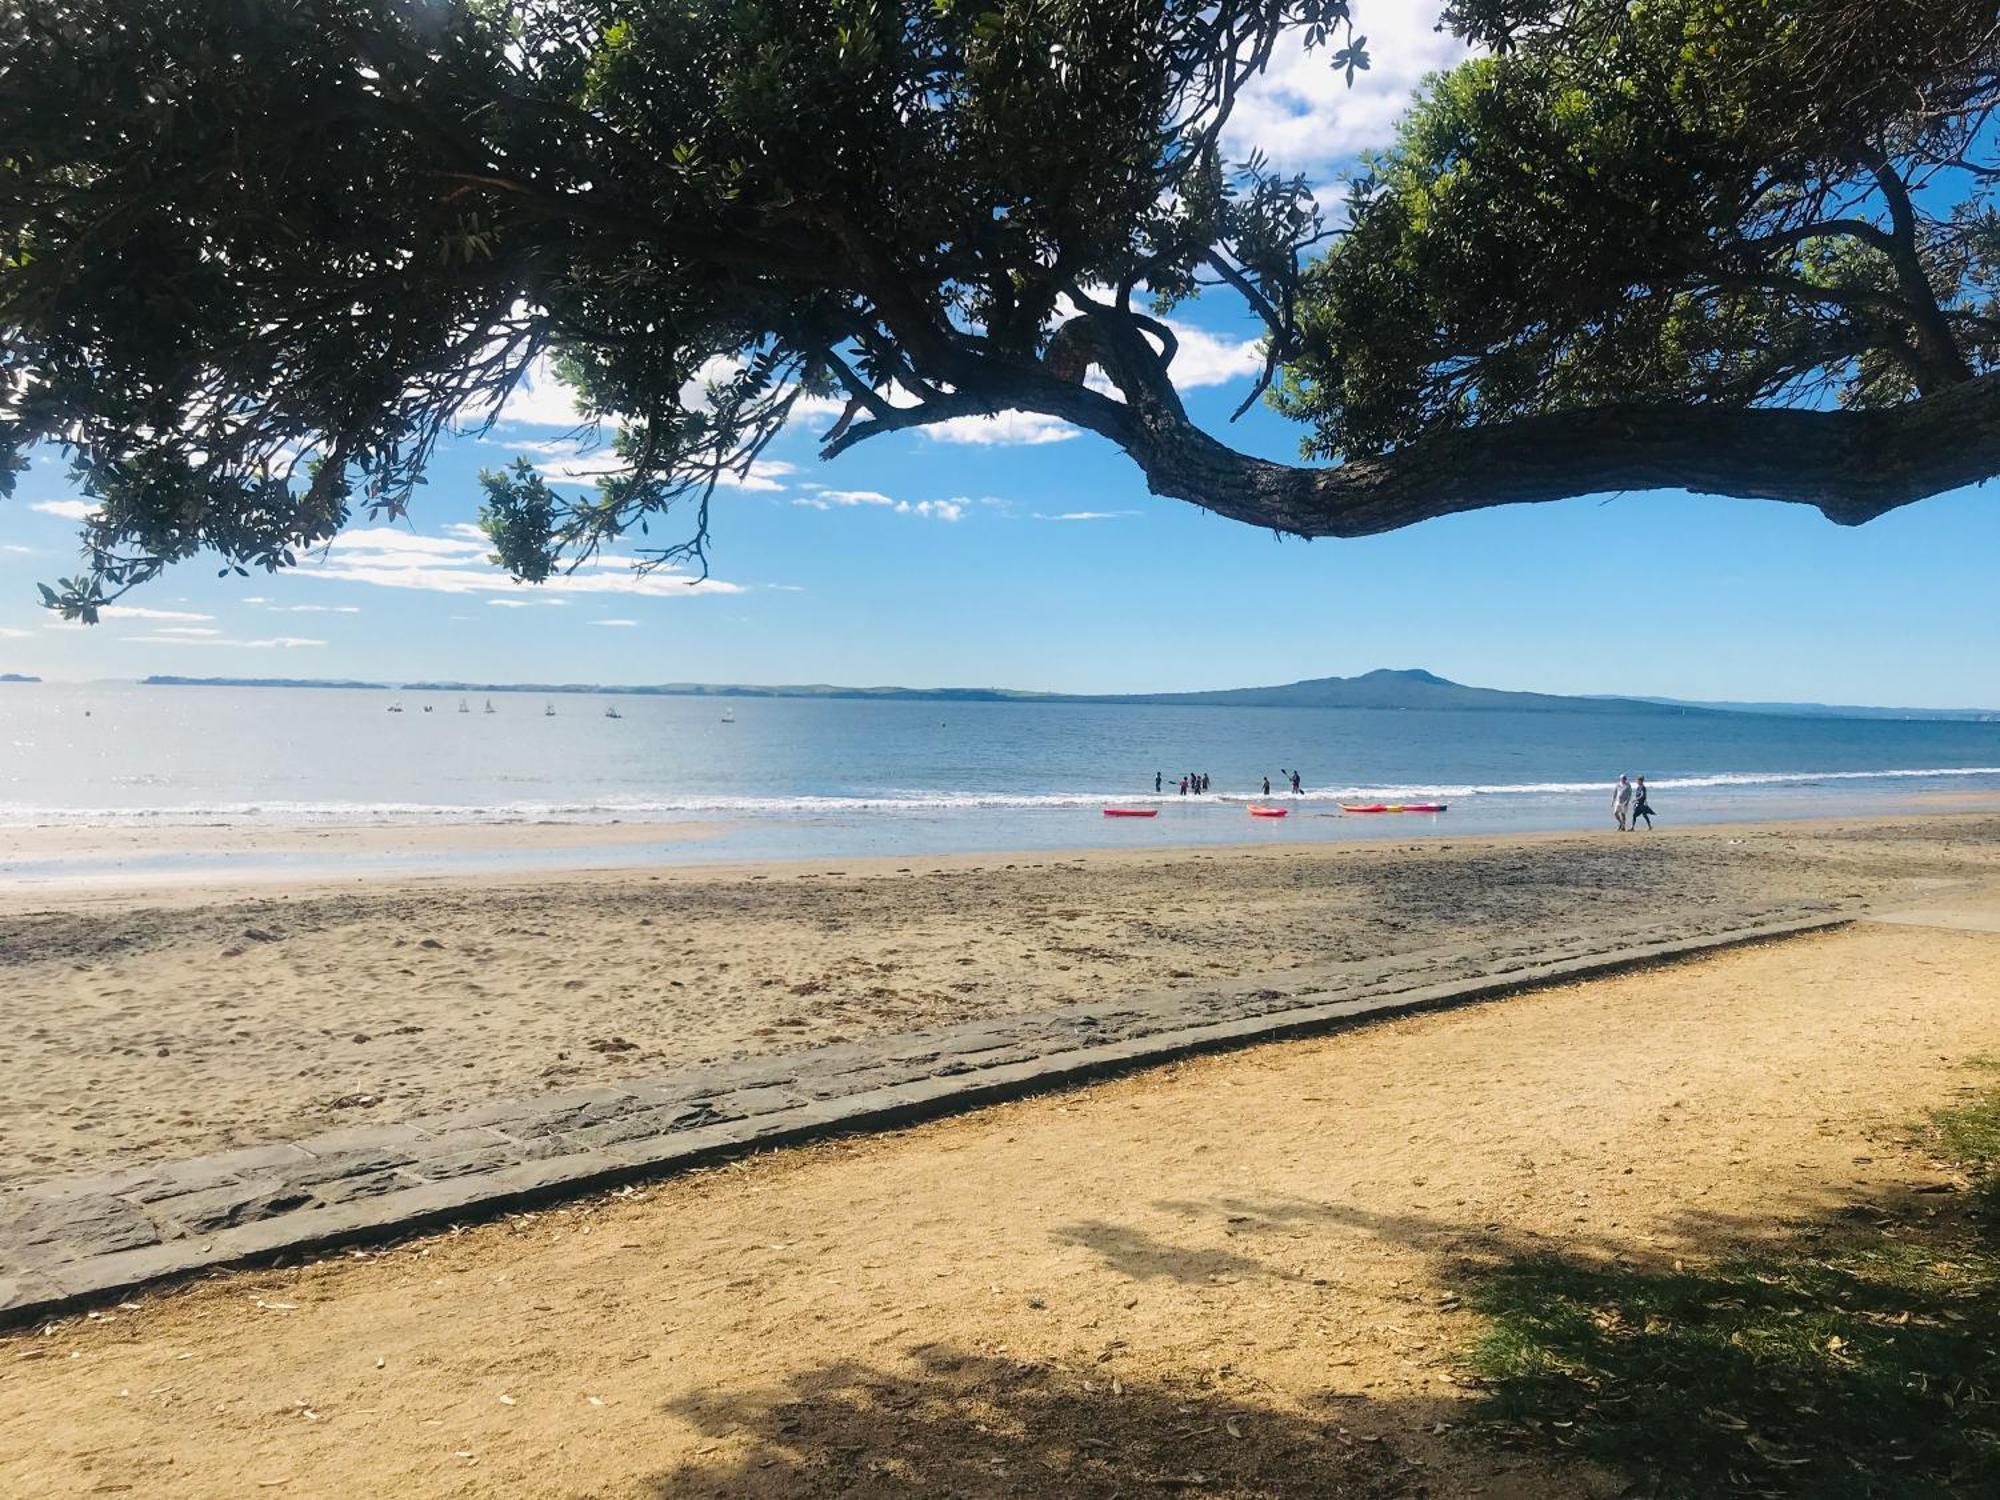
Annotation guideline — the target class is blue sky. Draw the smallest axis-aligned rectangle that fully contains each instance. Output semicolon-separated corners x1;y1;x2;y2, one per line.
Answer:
2;5;1996;708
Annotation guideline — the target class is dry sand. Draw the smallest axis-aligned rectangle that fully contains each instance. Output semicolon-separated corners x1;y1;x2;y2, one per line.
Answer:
5;814;1999;1188
2;920;1996;1498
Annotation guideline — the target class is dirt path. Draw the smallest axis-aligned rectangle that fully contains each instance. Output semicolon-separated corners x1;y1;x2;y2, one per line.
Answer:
7;814;1997;1186
3;920;1996;1498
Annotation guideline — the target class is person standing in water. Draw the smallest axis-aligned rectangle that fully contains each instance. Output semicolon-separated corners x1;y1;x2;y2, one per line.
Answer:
1290;769;1302;795
1630;776;1655;830
1613;773;1633;831
1262;775;1271;797
1155;771;1163;794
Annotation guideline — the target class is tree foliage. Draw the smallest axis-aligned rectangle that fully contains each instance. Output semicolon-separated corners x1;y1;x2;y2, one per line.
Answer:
2;0;1997;617
2;0;1354;613
1281;0;2000;462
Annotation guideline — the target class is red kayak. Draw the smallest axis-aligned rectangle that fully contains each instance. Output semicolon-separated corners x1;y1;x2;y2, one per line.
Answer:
1102;808;1158;818
1248;806;1289;818
1342;803;1448;814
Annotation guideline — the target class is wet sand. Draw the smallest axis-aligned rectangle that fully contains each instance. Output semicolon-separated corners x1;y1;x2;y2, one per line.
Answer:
2;919;1996;1498
4;813;1998;1190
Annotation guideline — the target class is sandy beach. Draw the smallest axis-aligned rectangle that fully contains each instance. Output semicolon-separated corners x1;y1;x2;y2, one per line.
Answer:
3;915;1996;1497
5;813;1999;1194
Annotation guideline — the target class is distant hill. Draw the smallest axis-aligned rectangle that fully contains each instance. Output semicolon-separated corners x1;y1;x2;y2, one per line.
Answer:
1099;668;1687;714
1632;695;1998;723
135;669;1997;720
145;668;1684;714
0;672;41;683
141;675;391;690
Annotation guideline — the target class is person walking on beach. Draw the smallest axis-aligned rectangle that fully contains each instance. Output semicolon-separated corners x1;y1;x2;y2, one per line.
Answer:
1613;773;1632;831
1631;776;1655;830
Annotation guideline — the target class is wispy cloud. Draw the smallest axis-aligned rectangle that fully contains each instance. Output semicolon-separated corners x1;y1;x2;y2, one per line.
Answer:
151;626;222;637
263;603;361;615
28;499;96;520
299;526;746;599
101;605;215;623
2;544;34;555
487;597;568;609
793;487;967;521
1035;510;1142;522
121;634;326;649
0;625;31;639
592;618;640;628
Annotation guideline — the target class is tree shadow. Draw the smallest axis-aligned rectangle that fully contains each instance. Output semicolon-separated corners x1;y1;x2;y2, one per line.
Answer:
1048;1219;1270;1284
1455;1119;2000;1497
641;1344;1433;1499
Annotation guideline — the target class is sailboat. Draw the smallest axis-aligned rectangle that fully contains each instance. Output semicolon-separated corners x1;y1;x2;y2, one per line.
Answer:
484;699;496;715
387;700;403;714
720;705;736;724
604;704;623;720
458;698;470;714
544;702;557;718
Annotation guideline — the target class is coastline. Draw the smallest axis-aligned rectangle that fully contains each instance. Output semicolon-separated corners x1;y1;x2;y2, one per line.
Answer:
5;789;1999;899
7;811;1997;1192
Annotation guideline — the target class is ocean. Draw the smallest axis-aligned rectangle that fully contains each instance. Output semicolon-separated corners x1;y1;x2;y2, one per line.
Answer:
2;681;1997;878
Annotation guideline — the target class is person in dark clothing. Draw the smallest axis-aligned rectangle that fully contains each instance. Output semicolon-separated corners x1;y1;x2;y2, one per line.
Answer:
1262;776;1271;797
1155;771;1163;794
1631;776;1655;830
1290;770;1302;795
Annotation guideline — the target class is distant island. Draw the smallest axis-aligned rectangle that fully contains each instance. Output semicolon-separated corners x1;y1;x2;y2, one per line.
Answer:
136;668;1998;721
142;675;392;690
0;672;41;683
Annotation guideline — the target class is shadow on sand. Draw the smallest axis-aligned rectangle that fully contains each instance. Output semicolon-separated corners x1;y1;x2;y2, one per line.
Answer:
642;1344;1429;1499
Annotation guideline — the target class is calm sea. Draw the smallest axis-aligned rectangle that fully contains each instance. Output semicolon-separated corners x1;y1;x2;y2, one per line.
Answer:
2;682;1997;875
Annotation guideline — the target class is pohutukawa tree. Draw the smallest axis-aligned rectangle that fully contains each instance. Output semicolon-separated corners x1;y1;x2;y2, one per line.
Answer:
2;0;1996;615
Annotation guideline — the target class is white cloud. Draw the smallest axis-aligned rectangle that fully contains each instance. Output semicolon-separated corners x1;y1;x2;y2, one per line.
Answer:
487;597;568;609
122;634;325;649
494;356;606;430
592;618;640;628
29;499;96;520
325;527;489;561
1162;320;1266;388
299;525;746;599
1225;2;1478;179
0;625;30;638
921;411;1080;447
489;437;795;494
261;603;360;615
792;488;966;521
152;626;222;637
796;488;898;510
2;544;33;555
1036;510;1142;522
101;605;215;623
